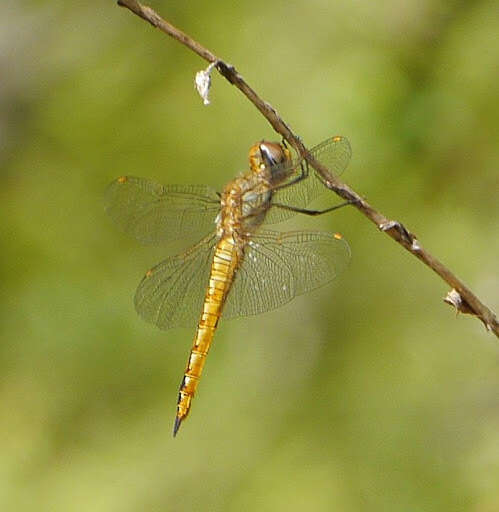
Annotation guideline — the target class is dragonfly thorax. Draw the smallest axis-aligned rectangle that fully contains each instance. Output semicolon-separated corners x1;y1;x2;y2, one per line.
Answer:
218;140;292;238
218;178;263;238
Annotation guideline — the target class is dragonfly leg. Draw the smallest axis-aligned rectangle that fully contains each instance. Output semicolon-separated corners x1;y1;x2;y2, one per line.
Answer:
272;161;309;192
272;199;357;216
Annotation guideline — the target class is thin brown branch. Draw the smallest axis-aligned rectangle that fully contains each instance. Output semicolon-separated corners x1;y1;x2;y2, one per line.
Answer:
117;0;499;337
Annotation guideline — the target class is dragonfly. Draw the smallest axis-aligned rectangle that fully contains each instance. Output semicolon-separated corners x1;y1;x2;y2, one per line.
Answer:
105;135;352;436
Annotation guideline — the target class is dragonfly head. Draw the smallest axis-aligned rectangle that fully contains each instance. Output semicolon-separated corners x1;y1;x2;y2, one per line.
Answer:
248;141;292;185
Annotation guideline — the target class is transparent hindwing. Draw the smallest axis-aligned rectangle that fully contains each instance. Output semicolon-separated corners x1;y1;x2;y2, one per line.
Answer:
134;234;217;330
224;230;350;318
132;230;350;330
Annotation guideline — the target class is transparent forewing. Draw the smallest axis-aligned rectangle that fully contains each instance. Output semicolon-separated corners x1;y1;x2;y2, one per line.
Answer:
265;136;352;224
134;235;217;329
223;230;350;318
105;176;220;245
308;135;352;177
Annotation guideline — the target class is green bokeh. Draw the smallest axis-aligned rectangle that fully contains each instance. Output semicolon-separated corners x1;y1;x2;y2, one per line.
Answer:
1;1;498;511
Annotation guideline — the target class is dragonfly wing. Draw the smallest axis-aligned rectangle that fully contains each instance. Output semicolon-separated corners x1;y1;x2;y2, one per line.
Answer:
106;176;220;245
223;230;350;318
308;135;352;177
134;235;217;330
265;136;352;224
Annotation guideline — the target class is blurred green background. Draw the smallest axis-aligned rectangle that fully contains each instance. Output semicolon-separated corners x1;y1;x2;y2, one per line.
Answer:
2;1;498;510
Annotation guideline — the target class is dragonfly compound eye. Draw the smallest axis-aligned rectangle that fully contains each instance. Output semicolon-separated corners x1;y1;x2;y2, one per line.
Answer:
259;142;286;167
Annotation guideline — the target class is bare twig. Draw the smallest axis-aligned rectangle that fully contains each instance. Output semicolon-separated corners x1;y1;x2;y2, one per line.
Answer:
117;0;499;337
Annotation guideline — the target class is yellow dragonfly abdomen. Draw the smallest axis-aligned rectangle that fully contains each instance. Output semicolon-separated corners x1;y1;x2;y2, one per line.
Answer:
174;235;240;435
